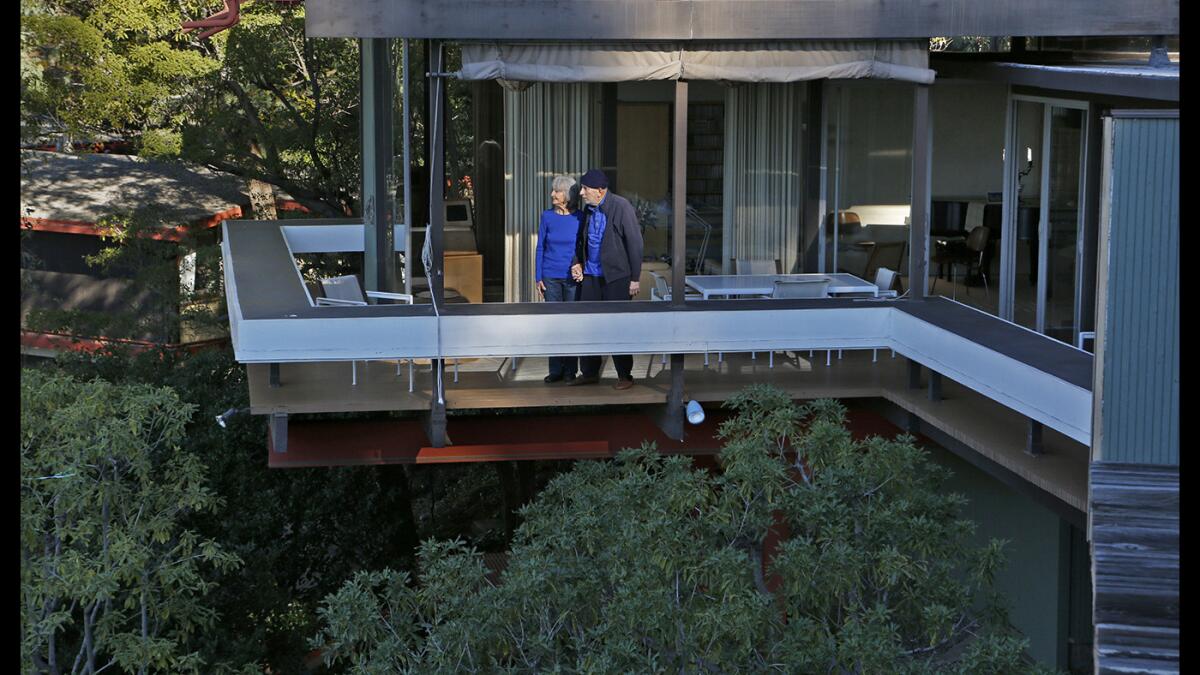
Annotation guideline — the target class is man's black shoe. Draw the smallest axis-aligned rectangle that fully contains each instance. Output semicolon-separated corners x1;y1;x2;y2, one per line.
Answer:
544;374;564;383
566;375;599;386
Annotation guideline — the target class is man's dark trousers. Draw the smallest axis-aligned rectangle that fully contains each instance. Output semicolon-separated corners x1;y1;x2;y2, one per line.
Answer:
579;274;632;380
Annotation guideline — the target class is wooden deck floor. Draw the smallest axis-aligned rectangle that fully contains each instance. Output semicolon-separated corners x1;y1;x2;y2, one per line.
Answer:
249;350;1088;513
248;350;892;413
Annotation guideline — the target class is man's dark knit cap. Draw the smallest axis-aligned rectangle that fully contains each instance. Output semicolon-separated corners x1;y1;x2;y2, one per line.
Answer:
580;169;609;189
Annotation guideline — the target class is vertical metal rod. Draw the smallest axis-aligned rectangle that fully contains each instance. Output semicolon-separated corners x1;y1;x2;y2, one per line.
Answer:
429;40;446;304
402;39;413;296
832;86;844;274
269;363;280;388
352;361;358;386
672;80;688;304
908;359;921;389
825;350;831;367
909;83;931;299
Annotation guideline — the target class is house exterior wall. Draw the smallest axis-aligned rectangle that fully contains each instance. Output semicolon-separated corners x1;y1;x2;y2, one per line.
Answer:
1092;113;1179;465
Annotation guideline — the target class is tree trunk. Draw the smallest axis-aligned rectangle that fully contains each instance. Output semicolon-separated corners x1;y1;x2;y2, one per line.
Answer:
249;179;278;221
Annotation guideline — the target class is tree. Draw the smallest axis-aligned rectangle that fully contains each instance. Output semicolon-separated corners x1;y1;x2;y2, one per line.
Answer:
314;386;1044;673
20;369;241;674
21;1;477;217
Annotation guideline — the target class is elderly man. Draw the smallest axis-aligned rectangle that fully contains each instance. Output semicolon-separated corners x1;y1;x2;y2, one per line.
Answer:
567;169;643;390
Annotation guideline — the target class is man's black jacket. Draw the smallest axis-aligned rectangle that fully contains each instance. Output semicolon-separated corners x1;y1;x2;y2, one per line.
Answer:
573;191;643;283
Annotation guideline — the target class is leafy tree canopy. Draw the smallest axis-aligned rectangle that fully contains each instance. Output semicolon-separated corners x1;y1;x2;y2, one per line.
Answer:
315;386;1044;674
21;369;241;674
22;0;361;215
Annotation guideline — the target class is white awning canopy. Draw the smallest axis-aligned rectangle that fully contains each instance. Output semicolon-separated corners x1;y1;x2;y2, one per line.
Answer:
458;41;934;84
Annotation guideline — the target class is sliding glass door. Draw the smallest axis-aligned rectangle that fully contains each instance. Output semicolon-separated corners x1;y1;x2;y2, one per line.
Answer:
1004;96;1089;347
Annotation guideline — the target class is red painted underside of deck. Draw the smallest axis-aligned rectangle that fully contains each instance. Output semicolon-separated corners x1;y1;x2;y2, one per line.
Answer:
267;406;907;468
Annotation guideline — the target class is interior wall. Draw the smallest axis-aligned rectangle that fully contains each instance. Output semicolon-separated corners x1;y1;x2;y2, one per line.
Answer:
930;81;1008;198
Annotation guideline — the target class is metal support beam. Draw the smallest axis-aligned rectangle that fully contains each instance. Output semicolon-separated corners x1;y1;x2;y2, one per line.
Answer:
269;363;280;388
1027;419;1045;456
928;370;942;401
655;353;686;441
671;80;688;302
270;412;288;453
428;40;446;304
424;359;448;447
402;39;413;296
361;38;396;294
907;358;922;389
909;83;931;299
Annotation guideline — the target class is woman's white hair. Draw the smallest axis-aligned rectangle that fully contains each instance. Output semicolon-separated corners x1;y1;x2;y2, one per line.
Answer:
551;175;576;194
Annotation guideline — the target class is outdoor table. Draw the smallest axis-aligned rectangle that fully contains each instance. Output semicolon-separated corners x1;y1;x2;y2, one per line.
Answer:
684;273;878;299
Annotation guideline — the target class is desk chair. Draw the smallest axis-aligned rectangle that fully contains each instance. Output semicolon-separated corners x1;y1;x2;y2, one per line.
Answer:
930;226;990;299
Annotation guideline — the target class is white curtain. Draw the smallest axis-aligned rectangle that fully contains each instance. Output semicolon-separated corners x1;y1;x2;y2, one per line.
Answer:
722;83;806;274
461;40;933;84
503;82;600;302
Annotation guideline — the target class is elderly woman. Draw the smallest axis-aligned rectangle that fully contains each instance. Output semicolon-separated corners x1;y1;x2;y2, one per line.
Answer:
535;175;586;383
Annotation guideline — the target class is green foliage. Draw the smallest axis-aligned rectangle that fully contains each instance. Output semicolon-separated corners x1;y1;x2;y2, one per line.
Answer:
21;369;241;674
314;386;1039;673
22;1;477;215
47;346;428;673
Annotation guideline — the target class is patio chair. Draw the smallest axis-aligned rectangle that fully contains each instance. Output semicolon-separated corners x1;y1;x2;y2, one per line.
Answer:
314;275;416;385
733;258;781;275
316;274;415;306
872;267;899;298
649;270;700;302
771;278;831;299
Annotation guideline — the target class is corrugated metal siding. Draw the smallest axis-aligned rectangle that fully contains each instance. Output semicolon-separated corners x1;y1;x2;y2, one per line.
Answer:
723;83;805;274
1097;116;1178;465
503;83;599;303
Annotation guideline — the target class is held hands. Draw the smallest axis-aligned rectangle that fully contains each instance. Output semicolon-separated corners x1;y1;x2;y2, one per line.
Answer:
629;280;640;297
570;264;583;282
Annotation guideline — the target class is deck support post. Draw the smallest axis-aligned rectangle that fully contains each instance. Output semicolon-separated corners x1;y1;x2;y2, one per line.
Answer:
1026;419;1044;456
907;358;921;389
928;370;942;401
269;412;288;453
269;363;280;388
654;353;686;441
424;358;448;448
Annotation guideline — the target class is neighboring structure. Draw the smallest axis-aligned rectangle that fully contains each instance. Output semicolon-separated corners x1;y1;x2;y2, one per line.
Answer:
216;3;1178;671
20;149;305;355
